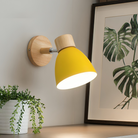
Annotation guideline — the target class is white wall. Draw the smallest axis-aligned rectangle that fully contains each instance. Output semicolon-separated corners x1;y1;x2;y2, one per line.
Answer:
0;0;97;127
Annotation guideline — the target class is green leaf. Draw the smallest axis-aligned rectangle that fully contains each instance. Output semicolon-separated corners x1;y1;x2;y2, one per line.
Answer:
130;14;138;34
124;79;131;97
132;79;137;98
113;65;130;77
113;62;138;98
118;76;128;92
132;59;138;68
103;22;133;62
114;71;126;86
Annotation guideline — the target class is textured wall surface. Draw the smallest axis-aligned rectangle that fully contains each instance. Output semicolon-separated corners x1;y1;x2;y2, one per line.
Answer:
0;0;97;127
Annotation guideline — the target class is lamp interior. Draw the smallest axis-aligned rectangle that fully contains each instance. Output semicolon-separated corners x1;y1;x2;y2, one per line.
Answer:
57;72;97;90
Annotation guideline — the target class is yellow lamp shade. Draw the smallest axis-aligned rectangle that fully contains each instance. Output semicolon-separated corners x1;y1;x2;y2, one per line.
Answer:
55;47;97;90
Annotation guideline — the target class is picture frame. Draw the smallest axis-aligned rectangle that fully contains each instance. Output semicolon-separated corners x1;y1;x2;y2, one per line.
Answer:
84;0;138;126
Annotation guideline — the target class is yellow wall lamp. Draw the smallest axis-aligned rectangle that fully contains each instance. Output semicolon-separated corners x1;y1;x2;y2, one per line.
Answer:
27;34;97;90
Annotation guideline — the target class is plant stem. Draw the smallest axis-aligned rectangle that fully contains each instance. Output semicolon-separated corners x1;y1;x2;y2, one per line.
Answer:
114;91;133;109
114;96;127;109
121;97;132;109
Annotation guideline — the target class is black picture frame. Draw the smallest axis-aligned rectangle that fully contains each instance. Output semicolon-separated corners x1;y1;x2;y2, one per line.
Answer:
84;0;138;126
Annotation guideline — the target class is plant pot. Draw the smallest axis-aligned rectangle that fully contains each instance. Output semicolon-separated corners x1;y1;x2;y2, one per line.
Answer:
0;100;30;134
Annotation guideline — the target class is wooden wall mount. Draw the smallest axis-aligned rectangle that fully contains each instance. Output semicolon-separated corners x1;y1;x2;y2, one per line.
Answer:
27;35;52;66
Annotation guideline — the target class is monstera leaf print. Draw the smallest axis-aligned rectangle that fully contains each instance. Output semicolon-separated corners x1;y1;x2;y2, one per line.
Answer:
130;14;138;60
103;23;133;62
130;14;138;35
113;60;138;98
103;14;138;109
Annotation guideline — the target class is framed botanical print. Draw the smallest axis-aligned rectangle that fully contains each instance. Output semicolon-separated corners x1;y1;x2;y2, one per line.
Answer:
85;0;138;126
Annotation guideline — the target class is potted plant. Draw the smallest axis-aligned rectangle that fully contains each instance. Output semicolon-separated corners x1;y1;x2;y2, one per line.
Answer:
0;85;45;134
